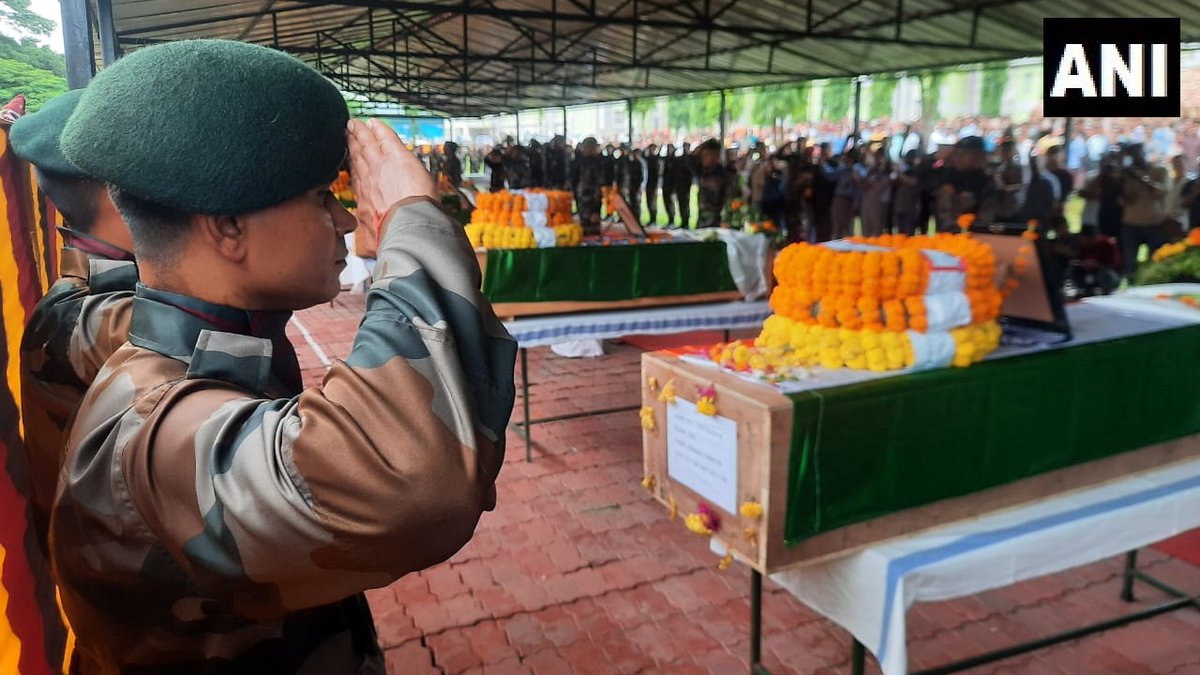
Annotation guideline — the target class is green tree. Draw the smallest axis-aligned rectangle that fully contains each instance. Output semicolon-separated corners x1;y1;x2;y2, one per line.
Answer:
632;97;656;130
868;74;897;121
917;70;946;127
980;65;1008;117
667;93;699;132
0;58;67;111
821;79;852;121
749;83;809;128
0;0;53;39
0;36;64;77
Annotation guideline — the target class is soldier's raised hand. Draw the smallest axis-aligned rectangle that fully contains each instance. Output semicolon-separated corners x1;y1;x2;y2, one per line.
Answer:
347;119;437;231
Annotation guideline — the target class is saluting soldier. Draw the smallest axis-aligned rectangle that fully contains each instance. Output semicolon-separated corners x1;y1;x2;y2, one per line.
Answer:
664;143;694;227
545;135;569;189
51;40;516;674
570;137;604;235
696;139;734;228
12;90;137;557
622;148;645;223
643;144;661;225
442;141;463;188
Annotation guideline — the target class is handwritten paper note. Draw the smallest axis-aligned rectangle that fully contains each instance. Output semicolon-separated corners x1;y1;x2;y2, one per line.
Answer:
666;398;738;514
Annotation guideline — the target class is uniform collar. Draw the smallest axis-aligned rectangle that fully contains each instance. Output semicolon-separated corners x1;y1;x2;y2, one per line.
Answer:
128;286;301;394
59;247;139;293
58;226;136;262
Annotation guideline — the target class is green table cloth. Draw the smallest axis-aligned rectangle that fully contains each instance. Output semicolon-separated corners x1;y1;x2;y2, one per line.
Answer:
482;242;737;303
784;321;1200;545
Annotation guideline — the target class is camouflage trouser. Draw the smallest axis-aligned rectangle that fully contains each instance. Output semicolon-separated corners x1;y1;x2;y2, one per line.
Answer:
697;190;723;228
576;188;602;235
645;187;658;225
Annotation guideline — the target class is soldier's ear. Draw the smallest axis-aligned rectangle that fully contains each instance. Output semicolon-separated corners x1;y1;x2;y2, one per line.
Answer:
196;213;249;263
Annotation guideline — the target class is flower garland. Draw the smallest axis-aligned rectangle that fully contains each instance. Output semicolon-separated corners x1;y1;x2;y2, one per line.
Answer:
769;234;1003;331
466;189;579;249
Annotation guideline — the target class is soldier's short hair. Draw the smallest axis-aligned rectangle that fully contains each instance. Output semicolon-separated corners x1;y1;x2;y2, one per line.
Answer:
34;168;103;235
108;185;191;265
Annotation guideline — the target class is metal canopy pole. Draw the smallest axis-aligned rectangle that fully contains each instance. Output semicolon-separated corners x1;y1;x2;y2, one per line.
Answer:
97;0;119;65
562;105;568;140
1063;116;1074;160
515;109;521;143
719;90;727;145
60;0;93;88
852;77;863;147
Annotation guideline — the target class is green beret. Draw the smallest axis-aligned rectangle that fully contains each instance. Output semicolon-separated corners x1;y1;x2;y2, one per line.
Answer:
10;89;87;177
61;39;348;215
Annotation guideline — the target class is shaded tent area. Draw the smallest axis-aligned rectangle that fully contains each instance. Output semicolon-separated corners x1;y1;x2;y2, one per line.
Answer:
73;0;1200;117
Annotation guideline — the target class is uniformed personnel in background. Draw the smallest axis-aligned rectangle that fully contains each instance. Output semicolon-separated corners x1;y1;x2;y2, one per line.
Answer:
505;144;531;189
545;135;569;189
50;39;516;674
442;140;463;188
643;144;661;225
12;89;137;559
665;143;694;227
527;139;545;188
485;145;506;191
696;139;734;228
570;137;604;235
622;148;644;223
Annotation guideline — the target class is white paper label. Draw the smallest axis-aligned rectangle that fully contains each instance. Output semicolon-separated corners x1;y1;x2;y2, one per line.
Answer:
666;398;739;514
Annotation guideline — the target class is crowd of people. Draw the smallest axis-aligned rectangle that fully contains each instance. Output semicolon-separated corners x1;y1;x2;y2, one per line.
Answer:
430;116;1199;287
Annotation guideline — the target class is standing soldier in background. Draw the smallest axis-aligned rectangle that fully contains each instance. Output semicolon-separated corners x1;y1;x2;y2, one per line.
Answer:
662;144;679;226
528;139;545;189
545;135;569;189
666;143;694;227
644;144;661;225
443;140;463;189
601;143;618;218
696;139;733;228
50;39;516;674
506;144;531;189
571;137;605;235
485;145;506;191
622;147;645;223
10;94;139;672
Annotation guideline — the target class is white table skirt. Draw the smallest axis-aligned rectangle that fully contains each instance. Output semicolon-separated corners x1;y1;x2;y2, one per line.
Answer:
502;300;771;348
764;456;1200;675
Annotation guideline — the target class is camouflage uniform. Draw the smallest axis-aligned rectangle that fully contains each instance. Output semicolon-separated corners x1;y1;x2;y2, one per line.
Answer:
544;143;568;190
644;152;661;225
933;167;997;232
664;154;693;227
485;151;506;191
620;155;644;223
506;148;531;190
19;244;135;557
443;153;463;188
570;153;604;235
697;163;734;228
50;198;517;674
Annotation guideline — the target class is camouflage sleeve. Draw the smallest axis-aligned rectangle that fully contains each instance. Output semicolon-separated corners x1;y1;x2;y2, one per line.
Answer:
128;197;517;612
21;258;135;391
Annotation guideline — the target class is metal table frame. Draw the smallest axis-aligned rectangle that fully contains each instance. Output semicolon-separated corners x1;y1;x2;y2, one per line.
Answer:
511;330;731;461
748;549;1197;675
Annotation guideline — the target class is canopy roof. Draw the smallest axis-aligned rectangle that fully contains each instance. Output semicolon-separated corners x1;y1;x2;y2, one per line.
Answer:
107;0;1200;116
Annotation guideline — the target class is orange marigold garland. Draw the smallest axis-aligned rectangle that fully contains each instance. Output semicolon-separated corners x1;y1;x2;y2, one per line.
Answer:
713;232;1009;377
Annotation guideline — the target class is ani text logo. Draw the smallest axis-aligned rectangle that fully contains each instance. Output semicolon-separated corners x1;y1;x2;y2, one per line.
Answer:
1043;18;1180;117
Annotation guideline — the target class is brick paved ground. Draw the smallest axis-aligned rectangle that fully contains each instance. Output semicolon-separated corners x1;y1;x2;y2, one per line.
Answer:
287;292;1200;675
